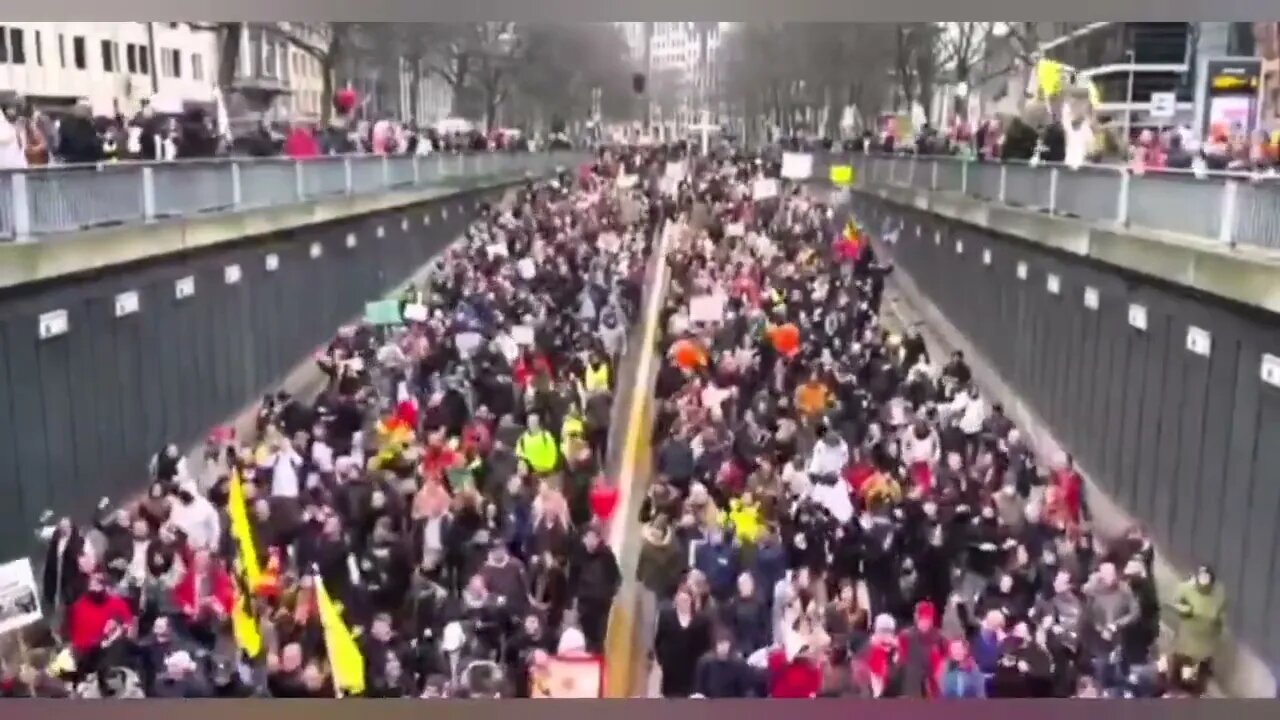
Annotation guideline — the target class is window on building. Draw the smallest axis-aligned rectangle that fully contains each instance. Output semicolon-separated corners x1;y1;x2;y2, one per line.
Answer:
139;45;150;75
34;30;42;66
101;40;117;72
72;35;86;69
126;43;137;73
0;27;8;64
5;26;25;65
161;47;181;78
192;53;204;81
57;33;65;67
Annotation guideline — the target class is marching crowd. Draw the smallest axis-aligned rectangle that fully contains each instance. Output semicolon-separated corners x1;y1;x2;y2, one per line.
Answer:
633;154;1229;699
2;152;663;698
0;141;1238;700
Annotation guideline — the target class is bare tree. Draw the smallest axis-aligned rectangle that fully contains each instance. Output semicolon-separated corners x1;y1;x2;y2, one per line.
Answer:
935;23;995;122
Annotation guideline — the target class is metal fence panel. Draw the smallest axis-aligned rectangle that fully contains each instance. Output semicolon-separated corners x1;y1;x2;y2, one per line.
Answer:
1129;172;1223;240
1233;181;1280;250
152;162;236;218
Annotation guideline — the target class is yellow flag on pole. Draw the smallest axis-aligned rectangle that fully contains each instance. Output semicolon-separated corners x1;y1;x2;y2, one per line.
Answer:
227;469;262;589
1034;59;1064;100
314;572;366;696
231;573;263;659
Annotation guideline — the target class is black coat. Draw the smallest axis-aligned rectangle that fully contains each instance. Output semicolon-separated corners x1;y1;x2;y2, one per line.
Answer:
42;528;86;609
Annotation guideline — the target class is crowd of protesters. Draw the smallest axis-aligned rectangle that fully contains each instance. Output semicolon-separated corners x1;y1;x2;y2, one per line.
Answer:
0;88;563;170
831;100;1280;175
0;152;676;698
632;152;1229;699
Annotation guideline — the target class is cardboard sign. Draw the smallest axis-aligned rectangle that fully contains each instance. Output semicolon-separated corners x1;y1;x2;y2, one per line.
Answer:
517;257;537;281
689;294;726;324
0;558;42;635
455;331;483;356
364;300;403;326
530;655;605;699
486;242;509;260
512;325;536;346
781;152;814;180
402;303;428;323
597;231;622;254
752;178;779;200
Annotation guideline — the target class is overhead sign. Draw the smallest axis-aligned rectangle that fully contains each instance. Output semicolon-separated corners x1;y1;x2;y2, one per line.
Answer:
1148;92;1177;119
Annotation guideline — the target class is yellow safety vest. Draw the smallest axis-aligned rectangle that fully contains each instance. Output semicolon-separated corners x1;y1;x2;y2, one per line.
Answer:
585;363;610;393
517;430;558;474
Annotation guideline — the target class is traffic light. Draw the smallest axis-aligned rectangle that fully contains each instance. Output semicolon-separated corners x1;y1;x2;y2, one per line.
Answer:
632;72;647;95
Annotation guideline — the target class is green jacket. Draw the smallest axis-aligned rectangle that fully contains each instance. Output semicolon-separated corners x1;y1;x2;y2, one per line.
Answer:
1172;580;1226;662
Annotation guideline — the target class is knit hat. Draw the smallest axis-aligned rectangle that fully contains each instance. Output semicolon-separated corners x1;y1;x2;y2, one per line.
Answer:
915;600;937;625
873;613;897;634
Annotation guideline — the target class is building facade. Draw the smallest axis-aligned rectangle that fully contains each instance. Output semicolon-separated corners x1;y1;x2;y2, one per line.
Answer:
0;21;218;117
1039;22;1259;137
1256;22;1280;130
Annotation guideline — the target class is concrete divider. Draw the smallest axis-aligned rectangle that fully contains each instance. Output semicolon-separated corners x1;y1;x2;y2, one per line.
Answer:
602;216;674;698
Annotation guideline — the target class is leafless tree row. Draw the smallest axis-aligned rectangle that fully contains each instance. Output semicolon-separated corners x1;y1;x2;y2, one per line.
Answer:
197;22;639;131
717;22;1068;142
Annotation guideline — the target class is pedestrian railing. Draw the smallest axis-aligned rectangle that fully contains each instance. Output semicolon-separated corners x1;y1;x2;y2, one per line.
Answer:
814;153;1280;251
0;152;585;242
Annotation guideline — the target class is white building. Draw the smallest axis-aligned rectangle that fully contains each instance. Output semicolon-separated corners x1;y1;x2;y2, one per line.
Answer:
645;21;729;136
0;22;218;117
613;22;648;68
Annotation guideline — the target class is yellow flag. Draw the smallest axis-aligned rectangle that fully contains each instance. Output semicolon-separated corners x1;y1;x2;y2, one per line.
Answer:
1035;59;1064;99
314;573;366;696
231;577;263;658
227;469;262;589
1087;80;1102;108
829;164;854;188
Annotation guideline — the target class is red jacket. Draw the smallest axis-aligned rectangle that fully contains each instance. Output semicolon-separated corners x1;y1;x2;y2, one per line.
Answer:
173;565;235;619
284;128;320;159
1052;468;1084;527
66;592;134;656
767;648;823;698
897;628;947;698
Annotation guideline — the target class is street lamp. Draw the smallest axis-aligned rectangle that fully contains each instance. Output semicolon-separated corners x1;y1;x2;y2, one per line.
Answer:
1123;48;1136;145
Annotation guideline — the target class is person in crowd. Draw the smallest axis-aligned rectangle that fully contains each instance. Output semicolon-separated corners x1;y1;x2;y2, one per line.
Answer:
628;147;1198;701
25;151;651;698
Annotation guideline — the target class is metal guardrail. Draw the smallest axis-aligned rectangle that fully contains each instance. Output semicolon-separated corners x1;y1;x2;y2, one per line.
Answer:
0;152;586;242
815;153;1280;251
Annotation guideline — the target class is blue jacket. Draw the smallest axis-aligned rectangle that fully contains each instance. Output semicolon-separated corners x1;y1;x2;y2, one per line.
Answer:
940;664;987;698
747;542;788;604
971;629;1002;675
694;540;740;600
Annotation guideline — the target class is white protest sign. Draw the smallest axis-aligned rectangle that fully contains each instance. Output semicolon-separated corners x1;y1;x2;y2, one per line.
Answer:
403;303;428;323
664;161;687;181
689;294;726;325
752;178;779;200
781;152;814;180
0;558;42;635
455;331;483;357
616;174;638;189
512;325;536;346
486;242;509;260
517;257;537;281
597;231;622;254
725;222;746;238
